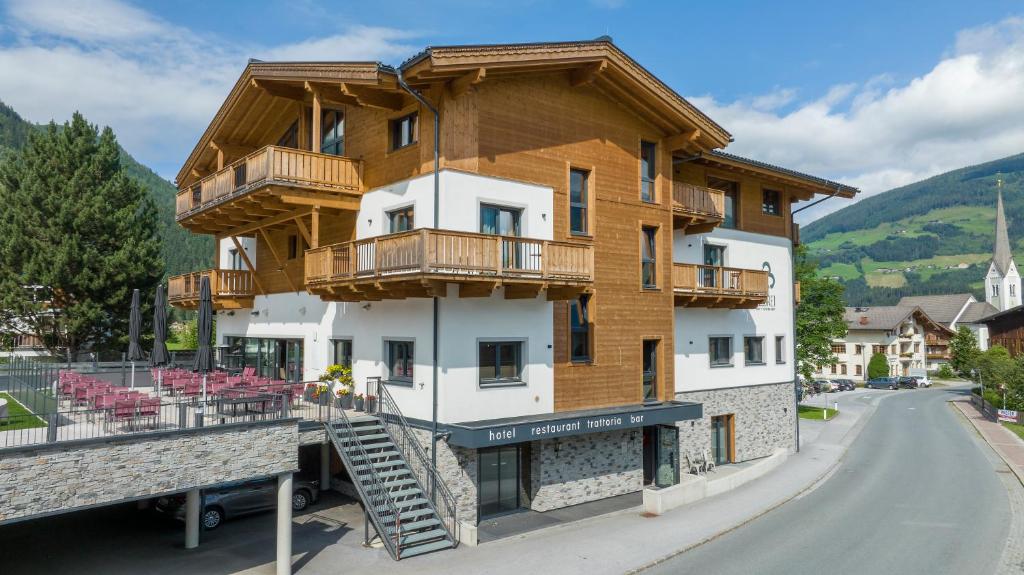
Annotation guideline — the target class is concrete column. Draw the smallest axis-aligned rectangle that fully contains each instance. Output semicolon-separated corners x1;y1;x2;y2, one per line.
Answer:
320;442;331;492
276;472;293;575
185;489;201;549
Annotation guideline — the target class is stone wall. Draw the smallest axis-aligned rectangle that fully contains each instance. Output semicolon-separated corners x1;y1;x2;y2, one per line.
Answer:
676;381;795;463
412;428;479;525
529;429;643;512
0;421;299;524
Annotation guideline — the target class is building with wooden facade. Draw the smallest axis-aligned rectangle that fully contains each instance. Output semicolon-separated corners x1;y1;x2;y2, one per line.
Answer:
169;39;857;533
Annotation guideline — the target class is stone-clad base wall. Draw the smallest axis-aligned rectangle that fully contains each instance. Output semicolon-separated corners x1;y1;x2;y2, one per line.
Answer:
0;421;299;524
676;382;796;463
529;428;642;512
412;428;479;525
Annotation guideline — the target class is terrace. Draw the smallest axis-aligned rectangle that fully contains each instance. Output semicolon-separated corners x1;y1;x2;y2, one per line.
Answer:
167;269;256;310
305;228;594;301
672;182;725;232
672;263;769;308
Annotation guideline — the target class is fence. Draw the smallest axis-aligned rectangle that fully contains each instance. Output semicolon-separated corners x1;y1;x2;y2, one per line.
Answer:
3;356;59;414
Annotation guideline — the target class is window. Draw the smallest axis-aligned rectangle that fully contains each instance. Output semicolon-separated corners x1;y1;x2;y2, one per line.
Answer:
775;335;785;364
479;341;523;385
1013;284;1018;297
914;343;920;353
388;206;414;233
390;112;417;151
570;295;591;362
872;345;885;355
762;189;781;216
277;120;298;148
480;204;521;236
570;168;589;235
841;364;847;375
332;339;352;368
744;336;765;365
830;364;837;374
709;336;732;367
708;177;739;229
855;364;862;376
856;345;864;354
640;141;657;202
386;340;414;383
320;110;344;156
642;339;658;401
993;283;1000;297
288;235;298;259
641;226;657;289
830;344;846;354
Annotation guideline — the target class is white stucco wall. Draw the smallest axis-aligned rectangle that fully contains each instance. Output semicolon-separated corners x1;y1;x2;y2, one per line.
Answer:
673;228;795;392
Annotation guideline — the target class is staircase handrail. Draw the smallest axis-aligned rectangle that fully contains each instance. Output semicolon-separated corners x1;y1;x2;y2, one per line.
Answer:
326;407;403;558
368;377;460;545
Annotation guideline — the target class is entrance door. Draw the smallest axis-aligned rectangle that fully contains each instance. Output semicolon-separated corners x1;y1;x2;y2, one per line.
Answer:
479;445;520;519
643;426;680;487
481;204;523;269
703;244;725;288
710;415;734;465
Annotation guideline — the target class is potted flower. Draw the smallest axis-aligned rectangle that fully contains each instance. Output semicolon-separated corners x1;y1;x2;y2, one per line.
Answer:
365;394;377;413
316;383;331;405
335;386;352;409
353;393;365;412
303;383;317;402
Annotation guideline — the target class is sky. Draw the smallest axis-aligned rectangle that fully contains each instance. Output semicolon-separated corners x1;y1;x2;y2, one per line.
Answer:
1;0;1023;222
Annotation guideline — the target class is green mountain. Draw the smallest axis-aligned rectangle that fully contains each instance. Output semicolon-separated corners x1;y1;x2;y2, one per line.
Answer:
0;100;212;278
803;153;1024;306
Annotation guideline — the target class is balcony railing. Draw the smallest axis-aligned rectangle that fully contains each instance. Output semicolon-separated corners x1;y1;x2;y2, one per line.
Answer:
305;229;593;300
672;182;725;231
672;263;769;308
175;145;363;218
167;269;256;309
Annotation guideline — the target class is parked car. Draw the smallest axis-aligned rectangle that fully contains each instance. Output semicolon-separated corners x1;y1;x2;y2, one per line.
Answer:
866;377;898;390
813;379;833;393
897;376;920;389
156;477;319;530
832;379;856;391
916;376;933;388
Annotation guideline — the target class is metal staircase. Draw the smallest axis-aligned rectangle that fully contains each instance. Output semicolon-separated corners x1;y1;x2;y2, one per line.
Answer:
324;385;457;560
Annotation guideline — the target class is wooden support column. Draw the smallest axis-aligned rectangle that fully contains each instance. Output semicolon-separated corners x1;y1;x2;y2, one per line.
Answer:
213;235;222;269
230;236;265;295
258;229;299;292
311;207;320;249
307;82;321;153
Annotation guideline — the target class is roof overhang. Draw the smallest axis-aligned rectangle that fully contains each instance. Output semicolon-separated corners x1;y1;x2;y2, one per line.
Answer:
689;151;859;201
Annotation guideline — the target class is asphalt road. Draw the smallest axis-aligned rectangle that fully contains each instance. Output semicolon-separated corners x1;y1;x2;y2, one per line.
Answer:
644;386;1013;575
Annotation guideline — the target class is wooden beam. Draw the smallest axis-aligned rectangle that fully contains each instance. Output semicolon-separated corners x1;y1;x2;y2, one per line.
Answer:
306;83;322;153
229;207;313;238
663;130;701;152
310;207;319;249
252;79;307;101
275;189;361;211
569;61;607;87
230;236;265;295
294;216;312;247
448;68;486;98
340;83;405;111
258;229;299;292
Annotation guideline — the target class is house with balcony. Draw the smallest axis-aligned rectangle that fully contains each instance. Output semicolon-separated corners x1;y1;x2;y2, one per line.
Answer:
165;39;856;546
815;306;952;380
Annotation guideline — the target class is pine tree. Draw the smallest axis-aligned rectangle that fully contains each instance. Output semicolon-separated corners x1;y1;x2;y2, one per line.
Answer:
867;353;889;379
0;113;163;358
795;245;848;380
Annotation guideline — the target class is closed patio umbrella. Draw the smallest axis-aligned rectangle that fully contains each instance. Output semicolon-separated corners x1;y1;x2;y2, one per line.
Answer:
193;275;215;404
151;284;170;394
126;288;144;389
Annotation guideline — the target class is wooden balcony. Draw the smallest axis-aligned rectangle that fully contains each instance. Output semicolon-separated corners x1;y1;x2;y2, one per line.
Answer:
305;229;594;301
672;264;769;308
167;269;256;310
176;145;364;235
672;182;725;232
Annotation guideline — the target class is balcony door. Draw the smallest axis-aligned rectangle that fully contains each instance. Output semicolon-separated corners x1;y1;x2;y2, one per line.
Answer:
481;204;523;270
703;244;725;288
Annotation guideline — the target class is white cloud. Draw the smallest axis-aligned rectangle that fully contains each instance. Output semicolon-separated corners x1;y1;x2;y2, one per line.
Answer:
692;16;1024;224
0;0;422;179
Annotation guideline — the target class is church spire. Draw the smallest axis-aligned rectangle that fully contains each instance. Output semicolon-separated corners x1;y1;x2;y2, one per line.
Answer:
993;178;1013;275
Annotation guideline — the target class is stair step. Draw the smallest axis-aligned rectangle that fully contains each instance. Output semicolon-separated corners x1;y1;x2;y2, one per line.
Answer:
354;460;407;473
394;497;428;510
342;433;390;444
350;449;399;462
399;528;447;546
376;469;413;480
397;507;434;521
384;478;418;490
388;487;423;499
399;539;454;559
400;518;441;532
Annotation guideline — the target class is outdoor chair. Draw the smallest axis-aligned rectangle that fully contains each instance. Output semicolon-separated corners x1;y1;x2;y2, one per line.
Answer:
701;448;717;473
685;453;702;475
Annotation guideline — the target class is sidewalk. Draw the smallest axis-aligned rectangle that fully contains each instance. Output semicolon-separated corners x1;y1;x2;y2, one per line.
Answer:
246;392;880;575
952;399;1024;483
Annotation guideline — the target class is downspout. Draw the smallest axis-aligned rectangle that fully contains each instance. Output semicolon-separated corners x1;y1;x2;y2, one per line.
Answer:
790;185;842;453
397;69;441;502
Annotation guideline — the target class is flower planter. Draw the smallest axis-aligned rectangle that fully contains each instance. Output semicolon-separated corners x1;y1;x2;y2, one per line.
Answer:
336;394;352;409
354;397;365;411
303;385;316;402
318;393;331;406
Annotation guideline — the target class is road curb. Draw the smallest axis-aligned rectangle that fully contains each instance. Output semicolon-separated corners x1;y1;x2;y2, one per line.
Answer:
626;394;882;574
950;400;1024;487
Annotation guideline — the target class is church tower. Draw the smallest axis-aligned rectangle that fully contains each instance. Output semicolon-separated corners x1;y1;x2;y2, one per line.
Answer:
986;180;1020;311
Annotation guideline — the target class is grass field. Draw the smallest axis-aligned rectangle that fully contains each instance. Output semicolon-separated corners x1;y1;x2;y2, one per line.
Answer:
819;262;860;280
1004;421;1024;442
808;205;994;253
0;392;47;431
865;271;907;288
799;405;839;420
166;341;195;352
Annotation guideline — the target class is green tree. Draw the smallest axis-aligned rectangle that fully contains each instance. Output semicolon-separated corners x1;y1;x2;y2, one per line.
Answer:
0;113;163;358
867;352;889;379
949;326;981;377
795;245;848;380
976;346;1017;388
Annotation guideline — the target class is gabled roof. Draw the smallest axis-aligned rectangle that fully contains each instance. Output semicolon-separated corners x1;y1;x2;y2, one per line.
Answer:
960;301;1000;324
982;303;1024;325
695;151;859;199
896;294;974;326
993;188;1014;275
844;305;953;335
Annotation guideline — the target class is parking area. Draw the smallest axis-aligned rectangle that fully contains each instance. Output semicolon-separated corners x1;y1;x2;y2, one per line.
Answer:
0;490;389;575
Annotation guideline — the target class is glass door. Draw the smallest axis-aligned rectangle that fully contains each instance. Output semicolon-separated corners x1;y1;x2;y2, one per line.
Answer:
655;426;680;487
703;244;725;288
479;445;520;519
481;204;523;269
710;415;733;465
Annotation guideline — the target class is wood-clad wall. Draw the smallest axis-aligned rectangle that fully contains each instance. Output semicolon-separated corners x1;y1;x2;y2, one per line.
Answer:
470;73;677;411
674;163;796;239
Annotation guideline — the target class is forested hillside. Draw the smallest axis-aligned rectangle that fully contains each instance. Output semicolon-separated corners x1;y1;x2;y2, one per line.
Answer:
0;101;212;277
804;153;1024;306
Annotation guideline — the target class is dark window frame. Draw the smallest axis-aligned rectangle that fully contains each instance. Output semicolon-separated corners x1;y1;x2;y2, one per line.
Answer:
640;141;657;203
570;295;591;363
320;109;345;156
641;226;658;289
387;206;415;233
332;338;353;368
569;168;590;236
708;176;739;229
709;336;733;367
478;340;525;387
386;340;414;385
642;339;659;402
390;112;418;151
775;335;785;364
744;336;766;366
762;189;781;216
